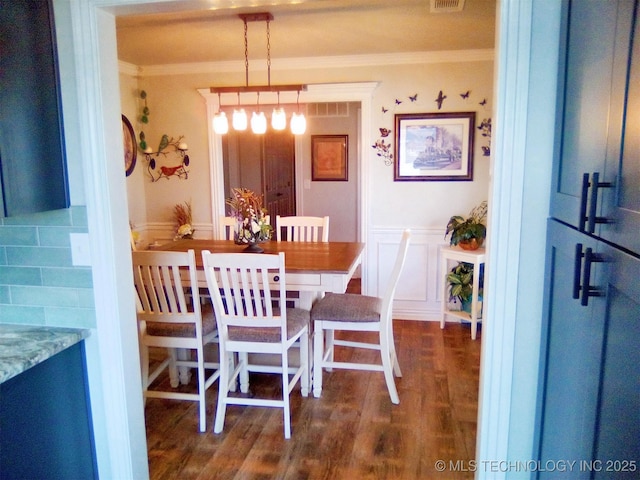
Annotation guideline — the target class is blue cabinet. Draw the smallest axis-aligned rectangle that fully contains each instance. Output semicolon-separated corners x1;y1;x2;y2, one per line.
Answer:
537;220;640;477
537;0;640;474
0;0;69;217
550;0;639;253
0;342;97;479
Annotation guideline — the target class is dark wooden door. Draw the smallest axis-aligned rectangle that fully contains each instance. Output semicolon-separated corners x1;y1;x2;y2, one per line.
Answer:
223;129;295;219
263;130;295;218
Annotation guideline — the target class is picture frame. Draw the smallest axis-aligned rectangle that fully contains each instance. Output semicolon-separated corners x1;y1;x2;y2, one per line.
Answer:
122;114;137;177
311;135;348;181
394;112;475;181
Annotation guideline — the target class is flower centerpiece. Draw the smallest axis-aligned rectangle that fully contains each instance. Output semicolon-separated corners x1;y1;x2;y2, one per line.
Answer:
226;187;271;252
173;200;195;240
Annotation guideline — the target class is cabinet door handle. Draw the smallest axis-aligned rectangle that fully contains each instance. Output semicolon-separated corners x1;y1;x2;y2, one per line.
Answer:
579;173;590;231
587;172;615;233
573;243;583;299
580;247;605;306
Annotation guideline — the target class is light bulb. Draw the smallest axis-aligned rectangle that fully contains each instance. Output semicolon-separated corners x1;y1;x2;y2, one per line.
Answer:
251;112;267;134
271;108;286;130
213;112;229;134
232;108;247;131
290;112;306;135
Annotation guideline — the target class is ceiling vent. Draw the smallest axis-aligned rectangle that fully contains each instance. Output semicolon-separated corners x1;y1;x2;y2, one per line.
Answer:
430;0;465;13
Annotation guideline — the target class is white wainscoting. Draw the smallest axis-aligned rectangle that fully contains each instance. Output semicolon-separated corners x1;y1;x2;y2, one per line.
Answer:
366;228;448;322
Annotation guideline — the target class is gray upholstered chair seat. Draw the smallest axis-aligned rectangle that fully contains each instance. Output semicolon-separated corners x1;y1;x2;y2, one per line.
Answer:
311;293;381;323
228;307;309;342
147;304;217;338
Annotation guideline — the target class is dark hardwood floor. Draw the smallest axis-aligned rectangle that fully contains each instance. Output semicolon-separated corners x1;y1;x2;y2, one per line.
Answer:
144;286;481;480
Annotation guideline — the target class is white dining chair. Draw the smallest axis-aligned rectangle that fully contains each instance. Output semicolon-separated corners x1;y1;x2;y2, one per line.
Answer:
310;229;411;404
275;215;329;242
218;216;237;240
202;250;309;439
132;249;220;432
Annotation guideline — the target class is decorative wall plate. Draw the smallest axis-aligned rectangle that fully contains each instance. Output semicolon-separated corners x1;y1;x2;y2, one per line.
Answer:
122;114;137;176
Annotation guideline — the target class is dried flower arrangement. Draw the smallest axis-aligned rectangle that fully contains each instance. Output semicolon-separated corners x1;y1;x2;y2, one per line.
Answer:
226;188;271;250
173;200;194;239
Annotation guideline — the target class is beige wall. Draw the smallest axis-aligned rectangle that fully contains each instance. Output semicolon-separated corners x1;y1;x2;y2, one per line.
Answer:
123;54;493;246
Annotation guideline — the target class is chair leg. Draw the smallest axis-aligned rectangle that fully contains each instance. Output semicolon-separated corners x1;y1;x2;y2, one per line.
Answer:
177;347;192;385
325;329;335;371
196;348;206;433
168;348;179;388
313;322;324;398
214;350;230;434
281;348;291;439
300;330;309;397
389;326;402;377
238;352;250;394
380;331;400;404
140;344;150;402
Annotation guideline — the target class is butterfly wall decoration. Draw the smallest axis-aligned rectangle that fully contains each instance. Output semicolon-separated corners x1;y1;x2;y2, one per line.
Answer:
435;90;447;110
409;94;418;102
479;98;487;106
379;128;391;138
382;106;388;113
460;90;470;99
372;138;393;166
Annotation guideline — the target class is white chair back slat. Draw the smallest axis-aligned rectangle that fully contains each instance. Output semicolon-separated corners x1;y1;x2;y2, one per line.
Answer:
275;215;329;242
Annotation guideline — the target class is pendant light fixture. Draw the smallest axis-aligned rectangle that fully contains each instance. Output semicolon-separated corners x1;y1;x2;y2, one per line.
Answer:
251;93;267;134
271;92;287;130
213;93;229;134
210;12;307;135
290;90;306;135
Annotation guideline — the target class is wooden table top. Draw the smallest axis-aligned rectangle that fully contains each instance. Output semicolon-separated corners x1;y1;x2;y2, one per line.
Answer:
158;239;365;274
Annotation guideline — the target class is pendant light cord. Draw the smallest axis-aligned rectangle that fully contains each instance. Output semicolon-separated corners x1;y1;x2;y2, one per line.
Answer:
266;18;271;87
243;17;249;87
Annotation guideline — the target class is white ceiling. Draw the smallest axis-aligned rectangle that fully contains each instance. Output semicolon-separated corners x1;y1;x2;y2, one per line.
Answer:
115;0;497;66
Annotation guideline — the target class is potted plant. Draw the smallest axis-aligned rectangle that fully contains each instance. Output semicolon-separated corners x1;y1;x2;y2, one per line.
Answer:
445;200;488;250
447;261;484;313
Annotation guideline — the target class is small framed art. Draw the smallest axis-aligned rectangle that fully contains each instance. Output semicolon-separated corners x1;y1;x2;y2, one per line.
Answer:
311;135;348;181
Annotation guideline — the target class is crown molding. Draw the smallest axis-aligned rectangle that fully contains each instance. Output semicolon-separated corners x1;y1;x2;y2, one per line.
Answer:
120;49;494;77
118;60;140;76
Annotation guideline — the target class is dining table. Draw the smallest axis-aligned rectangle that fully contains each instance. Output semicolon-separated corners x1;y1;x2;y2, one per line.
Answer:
157;238;365;309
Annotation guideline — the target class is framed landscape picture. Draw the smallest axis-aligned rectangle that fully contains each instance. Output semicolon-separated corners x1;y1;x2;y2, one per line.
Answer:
394;112;475;181
311;135;348;181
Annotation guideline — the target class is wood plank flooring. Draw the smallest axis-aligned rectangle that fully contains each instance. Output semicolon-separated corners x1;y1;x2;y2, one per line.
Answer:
144;292;481;479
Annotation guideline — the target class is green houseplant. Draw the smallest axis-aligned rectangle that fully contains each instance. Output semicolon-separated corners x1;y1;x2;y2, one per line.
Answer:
445;201;488;250
447;262;474;305
447;261;484;312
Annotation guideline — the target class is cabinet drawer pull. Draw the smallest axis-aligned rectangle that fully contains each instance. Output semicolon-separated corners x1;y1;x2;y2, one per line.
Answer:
273;275;280;282
579;173;590;232
580;247;605;306
587;172;615;233
573;243;583;299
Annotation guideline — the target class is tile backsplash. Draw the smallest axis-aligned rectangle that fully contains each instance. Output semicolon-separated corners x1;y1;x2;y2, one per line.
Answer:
0;207;95;328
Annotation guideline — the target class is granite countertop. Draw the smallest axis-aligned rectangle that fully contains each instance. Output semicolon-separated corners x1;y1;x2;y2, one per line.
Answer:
0;324;91;384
